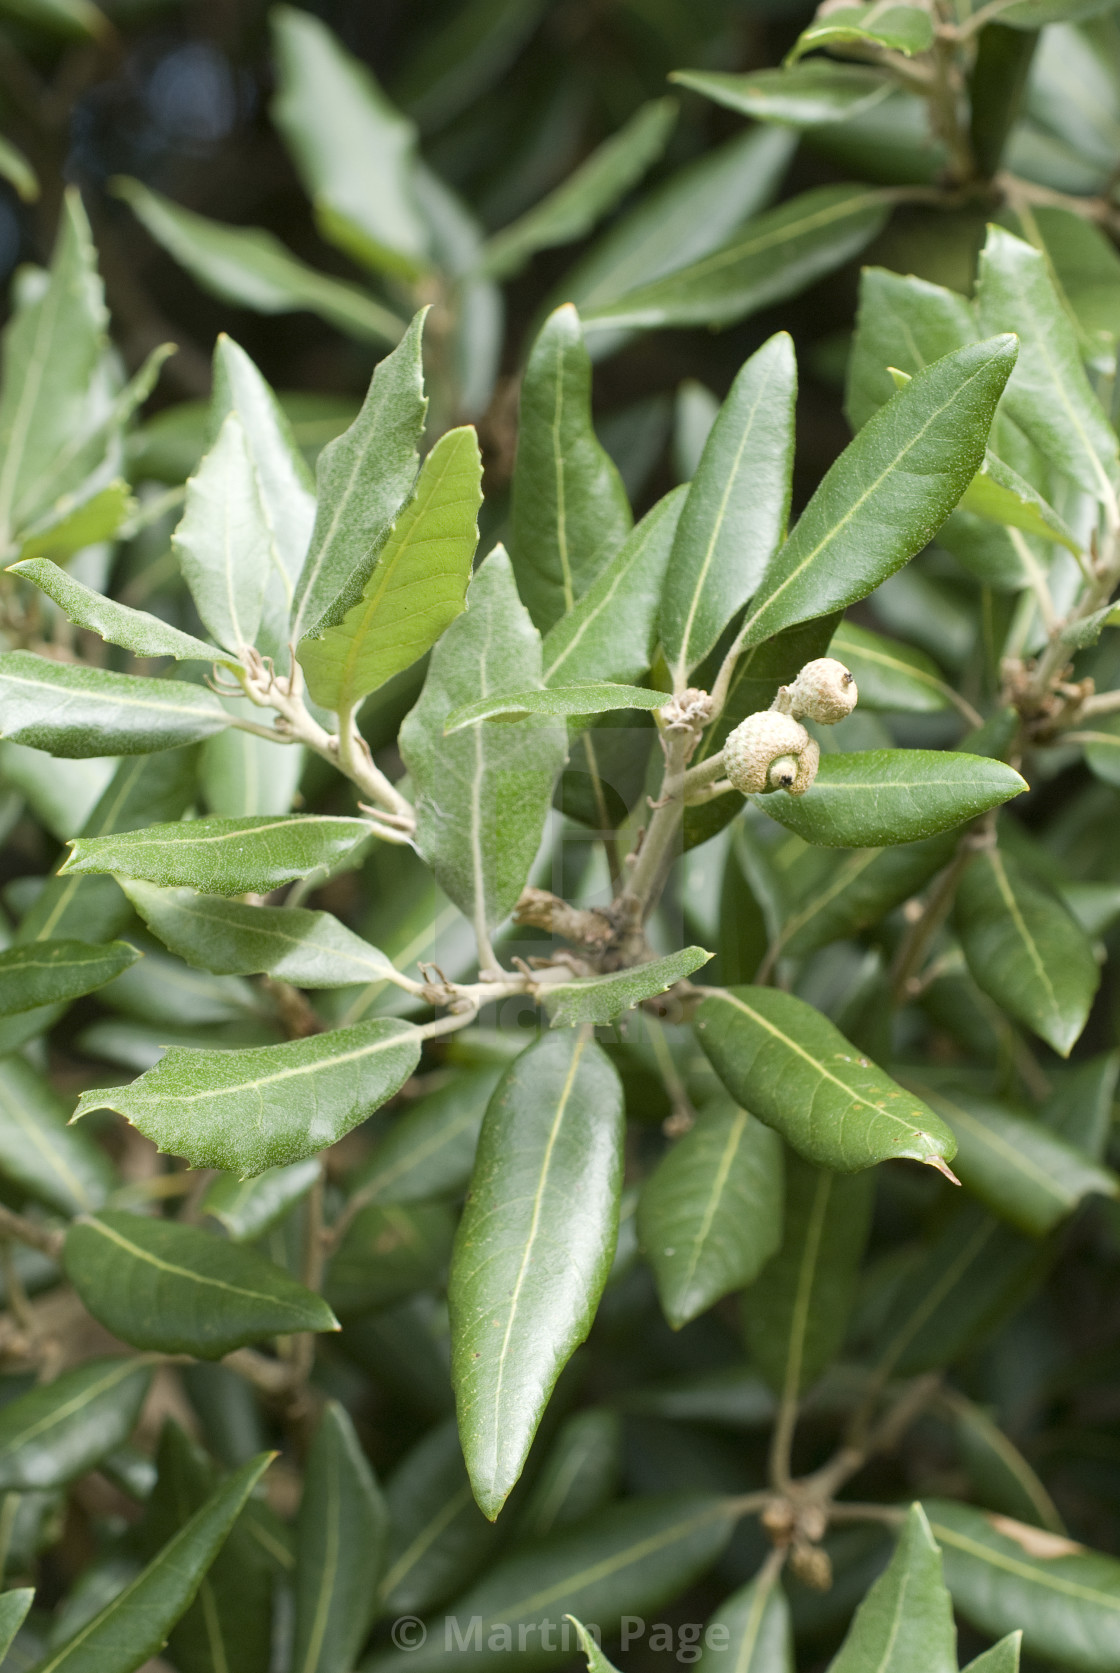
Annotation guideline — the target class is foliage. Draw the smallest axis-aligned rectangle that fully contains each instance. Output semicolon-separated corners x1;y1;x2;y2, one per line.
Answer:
0;0;1118;1669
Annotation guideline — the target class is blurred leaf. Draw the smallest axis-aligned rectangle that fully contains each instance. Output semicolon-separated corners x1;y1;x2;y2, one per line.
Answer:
64;1211;337;1357
696;986;957;1172
828;1503;956;1673
0;0;105;35
956;847;1100;1056
760;751;1027;847
292;1402;387;1673
63;814;374;895
350;1066;502;1206
446;681;670;731
74;1019;421;1175
0;134;37;200
449;1030;624;1519
0;653;229;757
18;479;134;561
381;1418;498;1616
400;547;567;941
660;333;796;683
961;1635;1022;1672
520;1409;621;1539
695;1566;793;1673
948;1392;1064;1533
790;2;932;62
0;1589;33;1656
0;1358;152;1491
1082;715;1120;785
671;64;893;125
829;622;953;713
638;1095;784;1329
8;559;227;665
300;426;483;712
326;1200;454;1316
959;452;1079;553
0;1054;113;1214
846;266;975;431
480;98;676;280
776;831;956;959
114;178;404;346
394;0;548;128
568;1616;620;1673
203;1159;321;1241
0;937;138;1016
510;306;631;634
542;947;712;1028
746;1149;874;1395
1042;1051;1120;1159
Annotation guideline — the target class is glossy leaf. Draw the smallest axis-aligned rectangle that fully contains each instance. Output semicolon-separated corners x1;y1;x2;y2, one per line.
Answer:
542;489;685;687
203;1159;321;1241
828;1503;956;1673
759;751;1027;848
8;559;227;665
926;1498;1120;1672
736;337;1017;650
449;1030;624;1518
74;1019;421;1176
583;186;889;334
660;333;796;683
123;881;396;987
172;411;272;655
0;937;138;1017
400;546;568;943
829;622;953;713
299;425;482;712
976;226;1119;503
114;177;404;345
672;63;893;125
695;1567;793;1673
0;1358;152;1490
480;98;676;280
292;1402;388;1673
0;652;229;757
696;986;957;1172
62;814;374;896
0;1054;113;1214
915;1082;1116;1235
63;1211;337;1358
352;1066;502;1207
446;681;670;731
290;310;427;643
510;305;632;634
745;1150;874;1395
31;1452;272;1673
789;2;933;61
541;947;712;1028
956;848;1100;1057
638;1095;784;1329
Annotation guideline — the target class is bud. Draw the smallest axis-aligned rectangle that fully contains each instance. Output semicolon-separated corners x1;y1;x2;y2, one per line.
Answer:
724;711;819;797
779;657;858;725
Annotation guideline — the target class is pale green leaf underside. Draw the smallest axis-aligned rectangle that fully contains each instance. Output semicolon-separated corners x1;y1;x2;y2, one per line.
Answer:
0;651;230;757
542;947;712;1027
9;558;230;665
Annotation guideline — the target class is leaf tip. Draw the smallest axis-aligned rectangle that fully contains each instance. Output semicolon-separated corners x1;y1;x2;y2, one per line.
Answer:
926;1154;961;1186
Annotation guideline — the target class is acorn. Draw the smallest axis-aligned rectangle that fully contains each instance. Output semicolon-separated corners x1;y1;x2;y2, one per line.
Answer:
724;711;819;796
778;657;858;725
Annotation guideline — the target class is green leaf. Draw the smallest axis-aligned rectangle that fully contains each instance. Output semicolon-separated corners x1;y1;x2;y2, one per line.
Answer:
914;1082;1116;1235
326;1201;454;1316
846;267;975;431
638;1094;784;1330
298;425;483;713
736;337;1018;650
113;177;404;346
292;1402;387;1673
449;1030;624;1519
1082;716;1120;786
0;653;230;757
758;751;1027;848
0;1589;34;1658
0;937;138;1017
959;452;1079;555
17;479;135;561
582;186;889;334
568;1616;620;1673
0;188;106;544
956;847;1100;1057
695;1567;793;1673
290;310;428;643
445;681;671;731
0;134;37;201
962;1634;1022;1673
350;1066;502;1206
949;1392;1065;1533
696;986;957;1172
828;1503;956;1673
270;5;429;280
371;1494;738;1673
789;2;933;62
0;1054;113;1214
542;489;685;687
7;559;228;666
775;831;956;959
542;947;712;1028
925;1498;1120;1673
122;881;396;987
62;814;374;896
744;1150;874;1394
660;333;796;683
510;305;632;634
399;547;568;944
0;0;105;36
480;99;676;280
63;1211;338;1358
829;622;953;713
977;226;1119;503
29;1451;272;1673
381;1417;498;1615
172;412;273;655
0;1358;153;1491
73;1019;421;1175
202;1159;321;1241
520;1409;621;1539
670;64;893;126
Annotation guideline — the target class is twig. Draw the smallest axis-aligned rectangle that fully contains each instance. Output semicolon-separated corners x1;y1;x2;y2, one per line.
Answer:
0;1205;63;1261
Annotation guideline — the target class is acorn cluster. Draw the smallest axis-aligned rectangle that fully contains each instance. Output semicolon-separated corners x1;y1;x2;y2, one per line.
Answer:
723;658;857;798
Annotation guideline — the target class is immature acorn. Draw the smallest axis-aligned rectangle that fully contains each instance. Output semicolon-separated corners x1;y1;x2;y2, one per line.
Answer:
777;657;858;725
724;710;820;796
